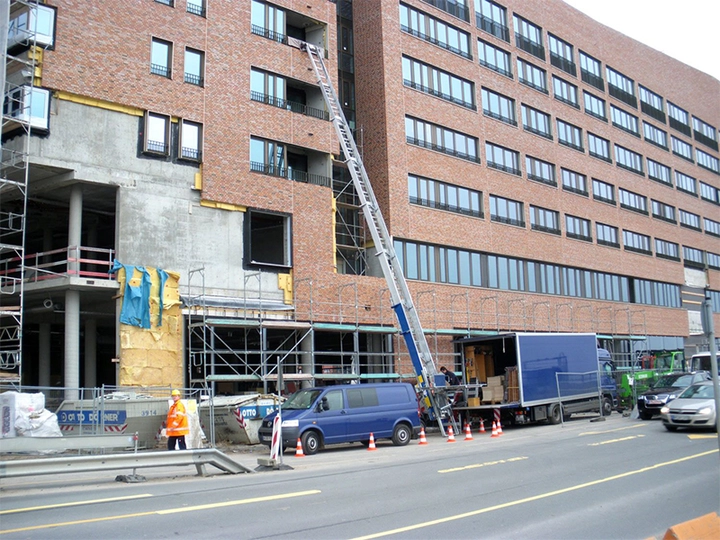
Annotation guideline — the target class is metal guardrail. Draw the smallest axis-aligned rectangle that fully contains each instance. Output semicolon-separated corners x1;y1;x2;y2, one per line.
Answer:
0;434;138;453
0;449;254;479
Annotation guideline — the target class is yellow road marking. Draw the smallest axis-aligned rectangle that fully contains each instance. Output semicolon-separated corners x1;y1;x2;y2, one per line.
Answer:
0;490;321;535
351;450;718;540
0;494;153;515
579;424;646;436
687;434;718;440
439;456;528;474
588;434;645;446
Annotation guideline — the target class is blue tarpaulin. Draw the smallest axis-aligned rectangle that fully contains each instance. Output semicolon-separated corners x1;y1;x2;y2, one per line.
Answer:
110;260;153;329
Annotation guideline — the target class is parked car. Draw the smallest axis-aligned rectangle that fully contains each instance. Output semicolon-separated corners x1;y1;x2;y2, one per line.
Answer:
637;371;711;420
660;382;717;431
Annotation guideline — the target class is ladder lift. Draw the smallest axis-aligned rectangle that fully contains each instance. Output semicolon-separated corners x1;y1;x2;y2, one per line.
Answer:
303;43;458;435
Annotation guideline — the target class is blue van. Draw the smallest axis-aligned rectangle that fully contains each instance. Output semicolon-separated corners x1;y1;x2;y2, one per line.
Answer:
258;383;421;454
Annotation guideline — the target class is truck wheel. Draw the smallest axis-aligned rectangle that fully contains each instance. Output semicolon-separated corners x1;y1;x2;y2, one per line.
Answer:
392;423;412;446
301;430;321;455
548;404;562;424
664;424;678;432
602;397;613;417
638;411;652;420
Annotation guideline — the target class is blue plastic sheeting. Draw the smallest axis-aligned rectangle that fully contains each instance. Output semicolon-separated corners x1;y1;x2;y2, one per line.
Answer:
110;260;153;329
158;268;168;326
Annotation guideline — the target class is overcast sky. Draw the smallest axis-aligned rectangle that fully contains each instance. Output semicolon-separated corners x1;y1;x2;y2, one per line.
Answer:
563;0;720;81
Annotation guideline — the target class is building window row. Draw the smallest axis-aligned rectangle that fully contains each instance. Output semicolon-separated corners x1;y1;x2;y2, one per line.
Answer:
394;239;683;308
150;37;205;86
402;56;476;109
408;174;483;217
142;112;203;162
405;116;480;162
421;0;470;22
400;3;472;59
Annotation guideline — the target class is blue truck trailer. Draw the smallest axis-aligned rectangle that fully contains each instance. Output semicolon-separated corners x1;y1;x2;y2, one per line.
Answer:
456;332;617;425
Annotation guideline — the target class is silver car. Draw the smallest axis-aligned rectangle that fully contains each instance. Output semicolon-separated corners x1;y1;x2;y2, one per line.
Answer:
660;382;717;432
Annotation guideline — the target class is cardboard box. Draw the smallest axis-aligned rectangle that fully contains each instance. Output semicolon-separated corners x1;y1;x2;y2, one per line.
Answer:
487;375;504;387
467;397;481;407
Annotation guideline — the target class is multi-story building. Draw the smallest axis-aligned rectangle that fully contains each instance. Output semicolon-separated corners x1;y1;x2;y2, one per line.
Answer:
1;0;718;395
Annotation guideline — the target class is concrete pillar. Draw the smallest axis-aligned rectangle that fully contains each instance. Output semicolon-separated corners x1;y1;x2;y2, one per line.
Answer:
300;329;313;389
64;289;80;400
84;318;97;388
38;323;51;387
68;185;82;275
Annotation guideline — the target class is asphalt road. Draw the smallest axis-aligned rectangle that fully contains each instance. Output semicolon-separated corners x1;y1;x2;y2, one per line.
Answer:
1;413;718;539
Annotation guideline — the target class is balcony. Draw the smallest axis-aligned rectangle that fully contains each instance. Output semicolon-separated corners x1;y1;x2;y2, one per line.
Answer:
581;69;604;91
0;246;116;286
515;34;545;61
608;84;637;109
550;53;577;77
640;102;666;123
476;14;510;42
251;91;329;121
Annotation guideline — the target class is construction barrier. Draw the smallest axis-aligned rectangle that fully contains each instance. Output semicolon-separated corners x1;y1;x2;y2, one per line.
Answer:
661;512;720;540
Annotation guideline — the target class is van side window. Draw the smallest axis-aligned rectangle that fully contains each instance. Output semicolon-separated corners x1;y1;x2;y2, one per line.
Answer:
347;387;379;408
324;390;344;410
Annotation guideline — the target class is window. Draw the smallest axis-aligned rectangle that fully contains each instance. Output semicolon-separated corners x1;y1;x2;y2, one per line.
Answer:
655;239;680;261
583;91;606;121
705;217;720;237
530;206;560;234
647;158;671;185
579;50;603;90
633;279;681;308
517;58;547;93
557;119;583;152
683;246;704;268
143;111;170;154
611;105;639;136
696;149;720;175
7;3;56;51
565;215;591;241
679;209;701;230
400;4;472;59
481;87;516;125
251;0;286;42
245;209;292;269
408;174;483;217
3;86;50;130
561;168;587;196
513;15;544;59
526;156;556;185
674;170;697;195
475;0;509;42
708;252;720;270
490;195;524;226
623;230;651;255
179;119;202;161
614;144;644;175
548;34;576;75
643;122;668;149
588;132;611;162
693;116;719;151
405;116;480;163
478;40;512;77
552;76;579;108
667;101;691;136
651;200;676;223
187;0;206;16
592;178;615;204
150;38;172;77
403;56;475;109
700;181;720;205
486;142;521;175
421;0;470;21
250;136;285;176
618;188;647;214
639;85;665;122
596;222;619;247
155;0;174;5
184;48;204;86
606;66;636;108
521;104;551;139
671;136;693;162
395;240;482;286
251;68;285;106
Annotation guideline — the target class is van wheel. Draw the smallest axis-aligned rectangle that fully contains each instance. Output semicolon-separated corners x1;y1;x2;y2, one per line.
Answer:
548;404;562;424
392;424;412;446
664;424;678;432
602;397;613;417
301;431;321;455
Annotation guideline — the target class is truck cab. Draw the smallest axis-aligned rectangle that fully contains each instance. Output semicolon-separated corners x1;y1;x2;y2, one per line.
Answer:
598;348;619;413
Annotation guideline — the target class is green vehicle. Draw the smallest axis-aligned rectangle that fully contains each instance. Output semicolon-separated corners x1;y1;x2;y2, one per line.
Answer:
617;351;685;408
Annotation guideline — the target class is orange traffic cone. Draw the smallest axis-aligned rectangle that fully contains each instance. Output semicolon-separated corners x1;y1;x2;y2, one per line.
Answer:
447;425;456;443
491;420;499;438
497;421;504;436
295;437;305;457
479;418;486;434
418;427;428;445
367;432;377;451
464;423;473;441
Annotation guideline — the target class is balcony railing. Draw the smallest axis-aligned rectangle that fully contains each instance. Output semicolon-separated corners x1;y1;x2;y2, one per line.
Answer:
406;136;481;163
515;34;545;60
694;131;719;152
0;246;117;285
491;215;525;227
250;91;329;121
668;117;692;137
581;69;604;91
476;14;509;42
150;63;170;78
487;161;521;176
519;77;548;95
531;223;561;235
640;102;666;123
422;0;470;22
401;25;472;60
250;161;331;188
251;24;287;44
184;72;203;86
483;110;517;126
479;59;513;78
404;80;476;110
550;53;577;77
608;85;637;108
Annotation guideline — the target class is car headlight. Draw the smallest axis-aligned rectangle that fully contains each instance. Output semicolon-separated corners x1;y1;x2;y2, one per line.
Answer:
660;406;670;414
281;419;299;427
698;407;712;415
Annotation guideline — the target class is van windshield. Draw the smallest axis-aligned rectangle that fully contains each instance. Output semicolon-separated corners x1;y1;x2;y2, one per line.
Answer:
281;389;322;410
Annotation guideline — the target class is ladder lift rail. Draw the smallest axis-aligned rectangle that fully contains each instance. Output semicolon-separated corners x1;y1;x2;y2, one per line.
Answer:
304;44;455;434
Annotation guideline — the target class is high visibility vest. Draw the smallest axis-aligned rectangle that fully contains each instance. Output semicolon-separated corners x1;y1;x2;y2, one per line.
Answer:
166;400;189;437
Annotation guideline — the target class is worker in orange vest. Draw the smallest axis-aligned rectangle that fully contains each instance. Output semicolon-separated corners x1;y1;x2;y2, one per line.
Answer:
166;389;189;450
